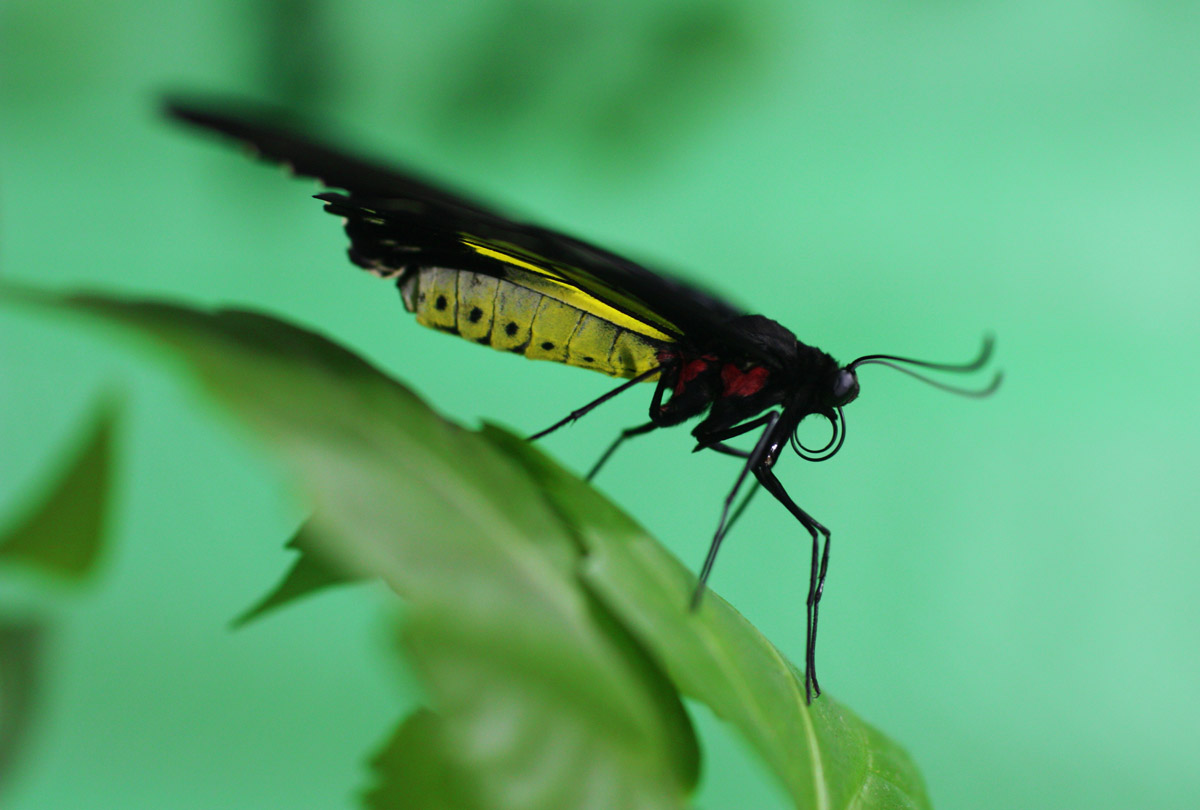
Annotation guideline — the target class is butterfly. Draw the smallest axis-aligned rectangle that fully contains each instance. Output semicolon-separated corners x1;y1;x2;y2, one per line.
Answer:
168;99;999;702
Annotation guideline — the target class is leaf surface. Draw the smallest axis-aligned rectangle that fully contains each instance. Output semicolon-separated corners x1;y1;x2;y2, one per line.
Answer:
0;397;115;579
233;521;359;627
0;620;44;797
44;293;699;810
362;709;484;810
485;427;932;810
8;288;931;809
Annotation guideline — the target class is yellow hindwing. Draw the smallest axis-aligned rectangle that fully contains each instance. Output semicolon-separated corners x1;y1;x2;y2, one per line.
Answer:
458;236;677;342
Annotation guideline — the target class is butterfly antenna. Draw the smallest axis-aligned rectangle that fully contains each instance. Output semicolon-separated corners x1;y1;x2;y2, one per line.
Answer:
849;334;1000;398
850;333;994;372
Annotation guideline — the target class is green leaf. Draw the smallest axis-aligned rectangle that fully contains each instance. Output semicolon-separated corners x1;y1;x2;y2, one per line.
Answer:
36;293;699;810
232;521;360;628
485;426;932;810
0;396;116;579
362;709;484;810
0;619;44;797
11;288;930;809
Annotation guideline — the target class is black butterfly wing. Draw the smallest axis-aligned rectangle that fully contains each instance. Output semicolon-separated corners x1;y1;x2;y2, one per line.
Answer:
168;100;501;216
167;100;761;356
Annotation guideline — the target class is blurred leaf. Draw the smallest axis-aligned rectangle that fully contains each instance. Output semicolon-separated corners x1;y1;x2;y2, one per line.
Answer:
0;397;115;579
251;0;331;109
423;1;772;168
0;1;119;106
8;287;930;809
363;709;483;810
22;291;698;810
233;520;359;628
485;426;933;810
0;619;44;798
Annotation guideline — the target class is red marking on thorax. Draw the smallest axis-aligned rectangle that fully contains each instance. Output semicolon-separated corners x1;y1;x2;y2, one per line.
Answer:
672;354;717;395
721;364;769;397
679;358;710;384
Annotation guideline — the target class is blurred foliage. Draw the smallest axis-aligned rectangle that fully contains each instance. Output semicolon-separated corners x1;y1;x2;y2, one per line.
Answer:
0;0;120;104
232;520;357;627
422;0;774;162
0;619;43;799
0;399;115;580
251;0;333;109
362;709;482;810
0;400;115;800
95;0;778;172
0;286;930;808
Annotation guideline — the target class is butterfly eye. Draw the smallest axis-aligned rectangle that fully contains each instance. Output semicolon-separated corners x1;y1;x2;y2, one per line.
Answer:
833;369;859;406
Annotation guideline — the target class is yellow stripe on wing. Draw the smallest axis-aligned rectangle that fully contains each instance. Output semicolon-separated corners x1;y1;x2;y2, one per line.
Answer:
459;236;677;343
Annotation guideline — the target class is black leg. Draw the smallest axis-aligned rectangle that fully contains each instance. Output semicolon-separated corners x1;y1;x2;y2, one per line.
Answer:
753;466;830;705
722;478;761;538
689;412;781;610
587;421;658;480
699;441;750;459
693;412;776;448
528;365;663;441
584;365;752;476
584;368;683;479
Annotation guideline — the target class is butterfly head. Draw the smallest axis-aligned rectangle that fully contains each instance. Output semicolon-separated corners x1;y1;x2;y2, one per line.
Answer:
790;336;999;463
831;367;860;408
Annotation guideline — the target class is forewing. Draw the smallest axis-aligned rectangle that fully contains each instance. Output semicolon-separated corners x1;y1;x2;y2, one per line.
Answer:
167;100;753;352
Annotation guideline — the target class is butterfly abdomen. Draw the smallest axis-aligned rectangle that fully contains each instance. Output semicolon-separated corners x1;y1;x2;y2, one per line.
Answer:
398;266;664;379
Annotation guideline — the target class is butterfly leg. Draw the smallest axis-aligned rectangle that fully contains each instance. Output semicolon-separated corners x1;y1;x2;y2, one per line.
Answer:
587;421;658;480
753;466;830;704
702;442;750;458
585;365;690;479
587;372;755;480
718;477;760;541
528;365;663;440
690;412;782;610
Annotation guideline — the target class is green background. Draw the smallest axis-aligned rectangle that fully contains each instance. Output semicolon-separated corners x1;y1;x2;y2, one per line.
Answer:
2;1;1198;807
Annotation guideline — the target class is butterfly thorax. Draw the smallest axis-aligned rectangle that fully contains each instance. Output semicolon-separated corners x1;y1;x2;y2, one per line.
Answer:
652;315;844;442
